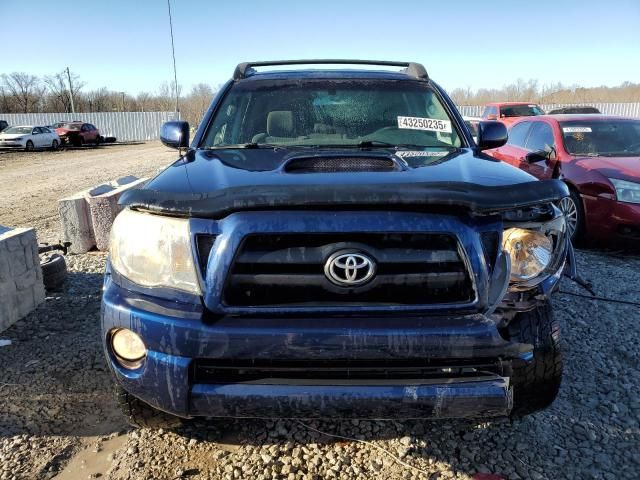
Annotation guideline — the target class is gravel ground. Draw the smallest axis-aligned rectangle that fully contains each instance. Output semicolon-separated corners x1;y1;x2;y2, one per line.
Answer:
0;143;177;243
0;147;639;479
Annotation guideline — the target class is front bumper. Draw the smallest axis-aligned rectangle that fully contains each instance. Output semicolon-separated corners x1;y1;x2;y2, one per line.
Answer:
0;141;24;148
102;276;530;420
583;194;640;241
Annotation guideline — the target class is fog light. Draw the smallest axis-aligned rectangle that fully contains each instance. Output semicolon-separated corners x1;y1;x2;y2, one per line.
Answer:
502;228;553;282
111;328;146;369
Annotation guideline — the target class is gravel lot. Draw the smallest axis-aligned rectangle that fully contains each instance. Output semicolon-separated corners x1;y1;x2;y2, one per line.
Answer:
0;145;639;479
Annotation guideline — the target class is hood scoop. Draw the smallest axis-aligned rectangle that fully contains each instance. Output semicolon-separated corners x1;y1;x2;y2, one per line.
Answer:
284;156;401;173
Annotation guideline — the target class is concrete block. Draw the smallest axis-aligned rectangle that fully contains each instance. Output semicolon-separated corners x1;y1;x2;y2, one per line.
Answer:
88;177;147;251
0;226;45;333
58;193;95;254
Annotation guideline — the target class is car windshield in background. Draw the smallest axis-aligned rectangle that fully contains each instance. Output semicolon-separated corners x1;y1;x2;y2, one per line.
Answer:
201;79;462;149
2;126;32;134
501;105;544;117
60;123;81;130
561;120;640;156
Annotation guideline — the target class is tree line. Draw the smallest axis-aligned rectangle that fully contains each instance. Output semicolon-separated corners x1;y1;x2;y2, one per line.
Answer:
449;79;640;106
0;69;217;127
3;70;640;126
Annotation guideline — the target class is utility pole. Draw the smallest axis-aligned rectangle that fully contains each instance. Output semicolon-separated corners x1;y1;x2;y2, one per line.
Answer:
66;67;75;114
167;0;179;117
121;92;126;111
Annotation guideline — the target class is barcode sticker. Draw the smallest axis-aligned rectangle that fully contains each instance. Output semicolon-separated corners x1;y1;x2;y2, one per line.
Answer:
563;126;592;133
397;116;452;133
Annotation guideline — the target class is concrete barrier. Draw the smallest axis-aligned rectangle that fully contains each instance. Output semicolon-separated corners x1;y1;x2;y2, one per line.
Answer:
58;176;147;253
0;226;45;333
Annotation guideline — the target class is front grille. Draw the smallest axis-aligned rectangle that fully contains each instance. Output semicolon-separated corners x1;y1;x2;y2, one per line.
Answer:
284;156;398;173
223;233;474;307
192;359;505;383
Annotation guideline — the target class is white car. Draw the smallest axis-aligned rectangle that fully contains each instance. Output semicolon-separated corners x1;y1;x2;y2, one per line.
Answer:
0;125;61;151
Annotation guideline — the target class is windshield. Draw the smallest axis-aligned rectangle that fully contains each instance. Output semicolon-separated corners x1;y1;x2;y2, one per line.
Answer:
58;123;81;130
201;79;462;149
561;119;640;156
2;126;32;134
501;105;544;118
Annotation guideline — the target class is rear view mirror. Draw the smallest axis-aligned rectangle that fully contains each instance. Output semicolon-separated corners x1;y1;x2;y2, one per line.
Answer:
160;121;190;149
476;121;507;150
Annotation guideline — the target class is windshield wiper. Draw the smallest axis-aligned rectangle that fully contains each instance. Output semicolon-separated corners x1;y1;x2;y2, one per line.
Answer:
206;143;287;150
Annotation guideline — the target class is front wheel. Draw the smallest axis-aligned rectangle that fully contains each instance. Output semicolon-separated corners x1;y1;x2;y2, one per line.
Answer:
51;139;59;151
115;385;184;429
558;189;584;241
25;140;34;151
506;302;562;418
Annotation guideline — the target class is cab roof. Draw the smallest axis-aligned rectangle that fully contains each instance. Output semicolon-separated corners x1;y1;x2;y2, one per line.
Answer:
233;60;429;82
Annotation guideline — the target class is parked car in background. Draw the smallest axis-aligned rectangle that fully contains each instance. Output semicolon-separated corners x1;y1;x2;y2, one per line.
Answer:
54;121;102;146
486;115;640;242
0;125;61;151
481;102;545;127
548;106;601;115
0;120;8;132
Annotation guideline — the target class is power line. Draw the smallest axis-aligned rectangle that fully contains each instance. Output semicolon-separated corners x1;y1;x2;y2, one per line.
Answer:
167;0;179;116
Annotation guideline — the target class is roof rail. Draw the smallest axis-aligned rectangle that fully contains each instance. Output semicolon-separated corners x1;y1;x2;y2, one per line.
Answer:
233;60;428;81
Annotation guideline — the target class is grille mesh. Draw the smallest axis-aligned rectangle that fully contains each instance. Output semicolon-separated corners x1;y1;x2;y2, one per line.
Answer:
285;157;398;173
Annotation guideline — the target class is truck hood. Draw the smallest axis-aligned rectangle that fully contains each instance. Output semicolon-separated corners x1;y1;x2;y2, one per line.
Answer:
120;147;569;218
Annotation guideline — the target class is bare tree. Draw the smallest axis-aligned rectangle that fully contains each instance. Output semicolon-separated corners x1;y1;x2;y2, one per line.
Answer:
1;72;41;112
44;70;85;113
137;91;151;112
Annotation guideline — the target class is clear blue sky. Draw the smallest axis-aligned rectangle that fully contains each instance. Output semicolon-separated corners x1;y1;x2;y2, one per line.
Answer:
1;0;638;95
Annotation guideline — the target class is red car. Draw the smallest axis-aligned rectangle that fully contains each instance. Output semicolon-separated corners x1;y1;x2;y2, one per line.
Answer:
487;115;640;243
53;121;102;146
481;102;545;127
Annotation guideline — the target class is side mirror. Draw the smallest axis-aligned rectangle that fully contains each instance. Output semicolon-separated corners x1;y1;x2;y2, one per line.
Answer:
525;150;550;163
476;121;507;150
160;121;190;149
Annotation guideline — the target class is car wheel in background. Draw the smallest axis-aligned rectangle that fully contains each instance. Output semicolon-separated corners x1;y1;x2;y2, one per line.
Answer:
558;189;584;242
25;140;34;151
73;136;83;147
51;139;59;150
41;253;68;291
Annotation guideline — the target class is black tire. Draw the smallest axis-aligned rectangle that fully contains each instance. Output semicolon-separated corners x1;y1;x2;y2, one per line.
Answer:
506;302;562;418
115;385;183;429
73;136;83;147
25;140;34;151
41;253;67;291
51;139;59;151
557;188;585;242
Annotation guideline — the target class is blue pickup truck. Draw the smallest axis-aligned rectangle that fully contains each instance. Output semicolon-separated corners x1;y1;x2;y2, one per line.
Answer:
102;60;570;428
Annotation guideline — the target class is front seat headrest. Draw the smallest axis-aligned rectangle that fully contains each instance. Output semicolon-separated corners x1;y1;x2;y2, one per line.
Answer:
267;111;293;137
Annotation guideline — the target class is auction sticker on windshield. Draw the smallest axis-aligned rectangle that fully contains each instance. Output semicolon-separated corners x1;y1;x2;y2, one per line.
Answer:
563;126;592;133
397;116;452;133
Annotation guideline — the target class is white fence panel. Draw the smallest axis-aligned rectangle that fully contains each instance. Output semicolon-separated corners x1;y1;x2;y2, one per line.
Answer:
457;103;640;119
0;111;179;141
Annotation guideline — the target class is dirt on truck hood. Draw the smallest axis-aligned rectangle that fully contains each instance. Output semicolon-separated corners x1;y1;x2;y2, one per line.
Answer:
119;147;569;217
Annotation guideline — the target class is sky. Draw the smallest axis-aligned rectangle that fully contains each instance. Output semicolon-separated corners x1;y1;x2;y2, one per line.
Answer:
1;0;639;96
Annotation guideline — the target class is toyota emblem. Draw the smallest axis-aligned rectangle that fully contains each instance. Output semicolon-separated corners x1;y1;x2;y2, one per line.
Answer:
324;251;376;287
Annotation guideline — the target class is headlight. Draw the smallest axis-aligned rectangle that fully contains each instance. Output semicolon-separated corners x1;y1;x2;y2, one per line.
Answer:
502;228;553;281
610;178;640;204
12;137;23;141
110;209;201;294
